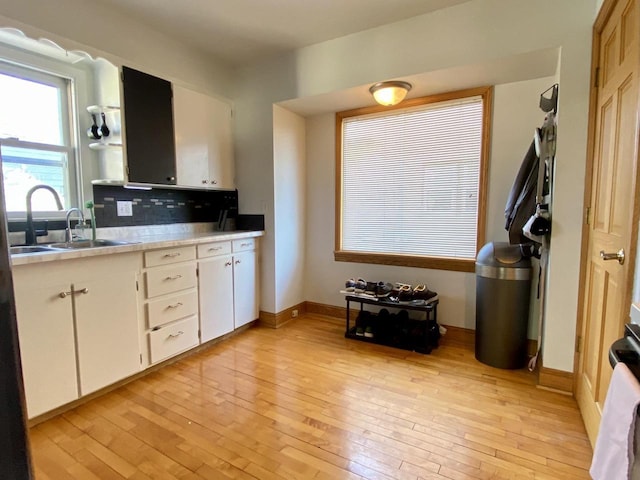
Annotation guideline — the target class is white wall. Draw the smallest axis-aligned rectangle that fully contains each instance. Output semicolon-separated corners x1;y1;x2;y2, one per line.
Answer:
304;76;557;338
236;0;594;373
273;106;306;312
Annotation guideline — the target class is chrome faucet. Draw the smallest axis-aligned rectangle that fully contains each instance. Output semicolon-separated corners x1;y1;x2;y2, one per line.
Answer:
25;184;63;245
65;208;85;242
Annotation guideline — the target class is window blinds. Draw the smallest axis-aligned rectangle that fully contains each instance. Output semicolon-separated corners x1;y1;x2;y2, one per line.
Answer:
341;96;483;259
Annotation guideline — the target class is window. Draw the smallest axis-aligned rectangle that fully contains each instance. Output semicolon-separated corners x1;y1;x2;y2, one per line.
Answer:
335;87;492;272
0;61;76;213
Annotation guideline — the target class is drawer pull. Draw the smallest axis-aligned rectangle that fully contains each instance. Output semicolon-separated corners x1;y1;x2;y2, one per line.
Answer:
235;260;241;264
163;252;181;258
165;275;183;281
59;291;72;298
167;302;183;309
168;331;184;338
208;247;222;251
225;261;232;266
240;242;251;247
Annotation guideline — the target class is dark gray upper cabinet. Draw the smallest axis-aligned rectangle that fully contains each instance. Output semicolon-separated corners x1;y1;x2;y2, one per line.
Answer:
121;66;177;185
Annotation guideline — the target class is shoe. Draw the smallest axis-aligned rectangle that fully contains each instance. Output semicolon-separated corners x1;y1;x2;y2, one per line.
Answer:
356;327;365;336
355;278;367;293
413;285;438;303
364;326;374;338
365;281;377;295
398;284;413;301
375;281;393;298
345;278;356;292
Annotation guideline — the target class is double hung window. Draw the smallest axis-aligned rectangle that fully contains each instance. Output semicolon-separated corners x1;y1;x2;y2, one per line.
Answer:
0;61;76;213
335;87;492;272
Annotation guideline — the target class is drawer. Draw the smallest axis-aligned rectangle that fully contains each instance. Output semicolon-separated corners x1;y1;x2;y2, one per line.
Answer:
146;263;197;298
149;315;199;364
144;246;196;267
147;290;198;329
232;238;256;253
197;241;231;258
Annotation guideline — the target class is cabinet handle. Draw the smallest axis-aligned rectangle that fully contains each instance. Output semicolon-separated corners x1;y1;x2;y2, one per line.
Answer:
59;288;89;298
240;243;251;247
235;260;241;264
208;247;222;251
167;302;183;309
167;176;176;182
165;275;183;280
163;252;181;258
225;261;232;266
202;180;208;184
211;180;217;185
168;331;184;338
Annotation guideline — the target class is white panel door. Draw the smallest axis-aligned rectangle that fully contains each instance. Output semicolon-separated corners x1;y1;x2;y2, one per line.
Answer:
199;255;234;342
74;272;140;395
174;85;234;189
233;250;259;328
14;280;78;418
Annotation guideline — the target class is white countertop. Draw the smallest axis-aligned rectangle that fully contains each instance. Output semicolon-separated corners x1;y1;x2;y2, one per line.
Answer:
10;230;264;266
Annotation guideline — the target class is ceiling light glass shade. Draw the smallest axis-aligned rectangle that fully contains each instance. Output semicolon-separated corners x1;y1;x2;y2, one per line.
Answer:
369;81;412;106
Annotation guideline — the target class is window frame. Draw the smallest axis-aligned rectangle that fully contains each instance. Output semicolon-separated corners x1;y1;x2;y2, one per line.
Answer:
0;43;86;220
334;86;493;273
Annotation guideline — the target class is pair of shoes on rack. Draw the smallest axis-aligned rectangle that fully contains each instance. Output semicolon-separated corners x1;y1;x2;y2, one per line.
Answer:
391;283;439;303
345;278;393;298
345;277;367;293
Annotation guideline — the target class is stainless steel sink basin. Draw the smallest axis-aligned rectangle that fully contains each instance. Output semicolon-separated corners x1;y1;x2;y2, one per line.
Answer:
47;239;139;249
10;245;58;255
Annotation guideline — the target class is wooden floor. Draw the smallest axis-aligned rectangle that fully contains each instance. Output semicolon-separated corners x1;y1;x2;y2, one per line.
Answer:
29;314;592;479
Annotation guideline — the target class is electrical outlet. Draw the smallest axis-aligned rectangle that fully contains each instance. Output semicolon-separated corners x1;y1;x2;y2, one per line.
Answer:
292;309;298;318
116;200;133;217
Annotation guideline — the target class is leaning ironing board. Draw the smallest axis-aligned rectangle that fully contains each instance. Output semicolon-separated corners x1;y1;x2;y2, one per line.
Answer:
527;84;557;371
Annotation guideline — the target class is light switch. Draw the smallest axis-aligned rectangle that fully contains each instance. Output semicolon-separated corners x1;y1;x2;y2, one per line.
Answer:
117;201;133;216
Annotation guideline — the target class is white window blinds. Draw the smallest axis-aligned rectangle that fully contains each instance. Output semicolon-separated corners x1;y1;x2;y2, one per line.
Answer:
341;96;484;259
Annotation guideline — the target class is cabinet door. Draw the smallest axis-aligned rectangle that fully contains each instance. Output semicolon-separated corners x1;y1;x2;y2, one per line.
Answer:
233;250;259;328
199;255;234;342
173;86;234;189
74;272;140;395
14;281;78;418
121;66;176;185
206;96;234;189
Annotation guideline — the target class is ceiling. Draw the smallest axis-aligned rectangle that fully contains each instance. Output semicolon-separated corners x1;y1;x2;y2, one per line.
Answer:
96;0;472;67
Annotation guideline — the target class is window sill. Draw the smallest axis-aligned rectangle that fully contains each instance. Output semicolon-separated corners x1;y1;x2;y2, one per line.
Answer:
334;250;476;273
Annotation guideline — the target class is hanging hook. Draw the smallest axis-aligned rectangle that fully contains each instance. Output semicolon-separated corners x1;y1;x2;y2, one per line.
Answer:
539;83;559;114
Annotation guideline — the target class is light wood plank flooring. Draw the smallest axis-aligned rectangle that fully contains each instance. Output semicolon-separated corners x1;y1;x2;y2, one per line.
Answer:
29;314;592;479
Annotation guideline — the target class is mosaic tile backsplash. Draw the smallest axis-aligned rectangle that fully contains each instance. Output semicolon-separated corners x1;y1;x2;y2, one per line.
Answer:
93;185;238;228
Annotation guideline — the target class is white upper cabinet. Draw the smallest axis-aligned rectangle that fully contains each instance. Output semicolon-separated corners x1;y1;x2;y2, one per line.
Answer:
173;86;235;190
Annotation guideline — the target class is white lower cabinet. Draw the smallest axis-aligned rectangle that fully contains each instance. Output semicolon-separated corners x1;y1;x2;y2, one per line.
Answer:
13;280;78;418
198;238;259;340
199;251;234;342
143;246;199;365
74;273;140;396
13;253;142;418
233;249;259;328
13;235;260;418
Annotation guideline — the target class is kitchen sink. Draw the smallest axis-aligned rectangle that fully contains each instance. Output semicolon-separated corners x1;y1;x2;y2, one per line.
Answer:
10;245;59;255
48;239;140;249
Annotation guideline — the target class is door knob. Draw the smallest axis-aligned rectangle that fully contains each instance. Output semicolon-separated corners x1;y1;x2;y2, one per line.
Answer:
600;248;625;265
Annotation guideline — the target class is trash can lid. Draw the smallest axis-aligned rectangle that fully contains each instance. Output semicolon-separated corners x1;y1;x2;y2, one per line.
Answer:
475;242;531;280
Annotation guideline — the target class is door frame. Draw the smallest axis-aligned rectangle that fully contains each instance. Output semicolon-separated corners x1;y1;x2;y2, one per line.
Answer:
574;0;640;393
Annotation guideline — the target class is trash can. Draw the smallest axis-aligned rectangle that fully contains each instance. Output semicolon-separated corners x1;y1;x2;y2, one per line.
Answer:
475;242;532;369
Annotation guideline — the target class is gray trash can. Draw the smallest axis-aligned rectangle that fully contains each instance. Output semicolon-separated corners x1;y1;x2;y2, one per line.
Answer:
475;242;532;369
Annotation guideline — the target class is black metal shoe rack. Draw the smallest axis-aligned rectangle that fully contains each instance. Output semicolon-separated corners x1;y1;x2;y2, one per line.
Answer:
344;295;440;354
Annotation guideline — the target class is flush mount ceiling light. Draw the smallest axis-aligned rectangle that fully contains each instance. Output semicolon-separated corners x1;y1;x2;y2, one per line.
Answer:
369;80;412;106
